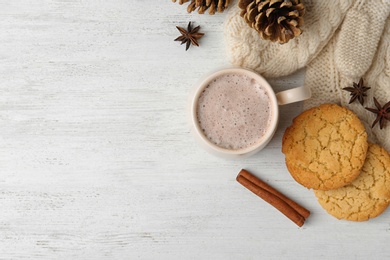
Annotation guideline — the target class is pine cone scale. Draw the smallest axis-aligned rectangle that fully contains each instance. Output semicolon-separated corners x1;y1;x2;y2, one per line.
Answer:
257;2;268;12
269;0;282;5
288;10;299;18
255;12;268;32
277;16;286;24
279;1;292;8
266;8;276;17
248;4;259;23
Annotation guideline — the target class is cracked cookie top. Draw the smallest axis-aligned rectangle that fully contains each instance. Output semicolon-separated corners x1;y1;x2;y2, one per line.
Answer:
314;143;390;221
282;103;368;190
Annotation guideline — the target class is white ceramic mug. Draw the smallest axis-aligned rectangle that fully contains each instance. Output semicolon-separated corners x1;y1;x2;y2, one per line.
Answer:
188;68;311;159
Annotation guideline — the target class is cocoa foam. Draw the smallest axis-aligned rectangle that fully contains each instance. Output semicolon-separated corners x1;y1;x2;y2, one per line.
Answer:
196;73;272;150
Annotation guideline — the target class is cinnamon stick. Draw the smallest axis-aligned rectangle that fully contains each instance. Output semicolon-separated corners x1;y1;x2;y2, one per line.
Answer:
236;169;310;227
239;169;310;219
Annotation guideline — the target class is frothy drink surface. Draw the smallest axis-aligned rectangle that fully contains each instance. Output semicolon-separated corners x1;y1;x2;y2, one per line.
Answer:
197;73;272;150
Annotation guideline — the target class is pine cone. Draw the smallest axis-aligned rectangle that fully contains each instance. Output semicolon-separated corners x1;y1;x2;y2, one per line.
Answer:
238;0;305;44
172;0;231;15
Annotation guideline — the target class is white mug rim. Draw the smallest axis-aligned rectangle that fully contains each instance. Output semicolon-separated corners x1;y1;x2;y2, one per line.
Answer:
190;67;280;156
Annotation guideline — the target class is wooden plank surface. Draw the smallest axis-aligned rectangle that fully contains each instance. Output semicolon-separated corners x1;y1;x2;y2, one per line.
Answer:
1;1;390;259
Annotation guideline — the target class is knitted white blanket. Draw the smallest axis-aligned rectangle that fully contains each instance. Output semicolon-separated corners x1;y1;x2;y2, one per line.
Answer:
224;0;352;78
225;0;390;151
304;17;390;152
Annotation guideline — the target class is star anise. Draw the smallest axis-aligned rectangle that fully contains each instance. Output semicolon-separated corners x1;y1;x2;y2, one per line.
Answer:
174;22;204;51
342;78;371;105
365;97;390;129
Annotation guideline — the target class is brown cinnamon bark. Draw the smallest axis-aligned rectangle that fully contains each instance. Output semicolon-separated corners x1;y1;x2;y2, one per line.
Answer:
238;169;310;219
236;169;310;227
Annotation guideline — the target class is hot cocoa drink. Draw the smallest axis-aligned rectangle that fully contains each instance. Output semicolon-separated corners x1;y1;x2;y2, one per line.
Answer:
196;72;272;151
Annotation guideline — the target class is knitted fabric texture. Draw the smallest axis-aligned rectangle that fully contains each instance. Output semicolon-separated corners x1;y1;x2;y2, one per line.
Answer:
334;0;390;78
224;0;352;78
304;17;390;152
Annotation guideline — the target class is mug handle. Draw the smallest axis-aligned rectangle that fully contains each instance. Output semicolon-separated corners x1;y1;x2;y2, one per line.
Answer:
275;86;311;105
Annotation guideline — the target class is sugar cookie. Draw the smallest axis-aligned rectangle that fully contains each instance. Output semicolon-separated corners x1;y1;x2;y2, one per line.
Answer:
315;143;390;221
282;104;368;190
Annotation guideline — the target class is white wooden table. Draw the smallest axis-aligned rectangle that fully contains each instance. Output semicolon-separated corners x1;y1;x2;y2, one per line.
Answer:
1;1;390;259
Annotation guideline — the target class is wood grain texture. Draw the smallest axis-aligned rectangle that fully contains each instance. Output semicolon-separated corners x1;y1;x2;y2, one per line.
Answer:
1;0;390;259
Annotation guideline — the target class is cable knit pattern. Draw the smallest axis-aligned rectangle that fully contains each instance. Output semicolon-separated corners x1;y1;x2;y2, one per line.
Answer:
304;18;390;152
224;0;352;78
334;0;390;78
303;36;341;109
